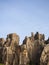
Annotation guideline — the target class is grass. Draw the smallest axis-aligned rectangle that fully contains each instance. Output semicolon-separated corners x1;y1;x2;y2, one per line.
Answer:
0;63;4;65
0;63;34;65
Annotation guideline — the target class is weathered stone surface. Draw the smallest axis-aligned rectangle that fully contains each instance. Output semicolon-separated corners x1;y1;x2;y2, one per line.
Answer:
0;38;5;63
3;46;14;65
19;44;29;65
0;38;5;46
3;33;20;65
22;33;45;65
4;33;19;47
3;45;21;65
0;32;49;65
45;37;49;44
34;32;45;41
40;44;49;65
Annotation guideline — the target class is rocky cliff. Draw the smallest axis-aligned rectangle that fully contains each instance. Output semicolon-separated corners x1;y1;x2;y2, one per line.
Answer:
0;32;49;65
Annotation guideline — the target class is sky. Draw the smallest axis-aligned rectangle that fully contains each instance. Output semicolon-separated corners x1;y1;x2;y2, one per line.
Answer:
0;0;49;44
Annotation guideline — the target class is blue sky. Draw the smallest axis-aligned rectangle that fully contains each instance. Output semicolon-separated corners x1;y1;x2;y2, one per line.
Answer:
0;0;49;44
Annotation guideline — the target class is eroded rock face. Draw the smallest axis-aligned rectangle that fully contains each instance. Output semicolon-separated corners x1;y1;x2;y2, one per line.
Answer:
22;33;45;65
1;32;49;65
3;33;20;65
45;38;49;44
34;32;45;41
0;38;5;46
31;40;44;65
3;46;20;65
0;38;5;63
3;46;14;65
19;44;29;65
40;44;49;65
4;33;19;47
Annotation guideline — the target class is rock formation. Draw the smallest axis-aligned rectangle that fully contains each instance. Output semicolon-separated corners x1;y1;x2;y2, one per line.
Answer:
22;32;45;65
19;44;29;65
40;44;49;65
3;33;20;65
4;33;19;47
34;32;45;41
0;32;49;65
0;38;5;63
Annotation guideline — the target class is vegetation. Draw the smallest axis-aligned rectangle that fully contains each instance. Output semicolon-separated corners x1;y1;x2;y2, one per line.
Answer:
29;61;34;65
0;64;4;65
